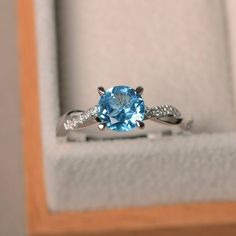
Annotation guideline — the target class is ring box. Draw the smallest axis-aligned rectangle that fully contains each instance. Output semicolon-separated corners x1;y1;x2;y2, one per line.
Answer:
19;0;236;235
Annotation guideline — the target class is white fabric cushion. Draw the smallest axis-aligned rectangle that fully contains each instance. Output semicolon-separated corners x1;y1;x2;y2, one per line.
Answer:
57;0;236;133
35;0;236;211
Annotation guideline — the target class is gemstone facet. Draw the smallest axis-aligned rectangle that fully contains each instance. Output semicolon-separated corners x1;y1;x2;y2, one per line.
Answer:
97;86;145;132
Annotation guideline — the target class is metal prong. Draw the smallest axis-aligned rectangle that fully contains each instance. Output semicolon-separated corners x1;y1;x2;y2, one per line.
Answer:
136;120;145;129
136;86;144;95
96;117;101;122
97;87;106;96
98;123;106;131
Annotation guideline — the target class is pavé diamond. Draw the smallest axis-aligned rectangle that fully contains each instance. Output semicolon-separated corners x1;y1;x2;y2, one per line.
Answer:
97;86;145;132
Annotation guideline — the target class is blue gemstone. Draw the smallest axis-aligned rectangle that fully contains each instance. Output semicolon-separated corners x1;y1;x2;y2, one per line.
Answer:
97;86;145;132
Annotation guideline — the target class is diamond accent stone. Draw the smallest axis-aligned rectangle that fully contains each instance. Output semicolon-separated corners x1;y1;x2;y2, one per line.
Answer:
64;117;79;130
64;105;98;130
145;105;181;119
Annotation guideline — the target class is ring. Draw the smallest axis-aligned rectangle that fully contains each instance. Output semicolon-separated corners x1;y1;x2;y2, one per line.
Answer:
56;85;193;137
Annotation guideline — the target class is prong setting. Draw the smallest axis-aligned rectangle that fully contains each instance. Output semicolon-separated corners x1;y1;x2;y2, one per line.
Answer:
135;86;144;95
97;87;106;96
95;117;101;122
98;123;106;131
136;120;145;129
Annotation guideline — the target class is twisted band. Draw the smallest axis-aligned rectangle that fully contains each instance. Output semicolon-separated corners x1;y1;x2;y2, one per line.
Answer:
56;86;193;138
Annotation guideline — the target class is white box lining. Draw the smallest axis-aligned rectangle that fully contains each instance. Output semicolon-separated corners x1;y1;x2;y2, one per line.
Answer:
34;0;236;211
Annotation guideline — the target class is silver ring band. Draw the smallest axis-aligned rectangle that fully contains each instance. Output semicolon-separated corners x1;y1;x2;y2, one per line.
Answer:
56;86;193;138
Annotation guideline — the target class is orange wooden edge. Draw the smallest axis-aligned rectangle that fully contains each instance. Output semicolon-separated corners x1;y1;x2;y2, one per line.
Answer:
18;0;236;235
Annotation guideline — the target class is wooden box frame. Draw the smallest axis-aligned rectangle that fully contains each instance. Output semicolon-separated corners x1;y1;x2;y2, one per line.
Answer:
19;0;236;235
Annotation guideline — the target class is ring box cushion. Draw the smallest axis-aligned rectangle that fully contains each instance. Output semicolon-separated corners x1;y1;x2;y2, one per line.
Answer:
57;0;236;134
35;0;236;211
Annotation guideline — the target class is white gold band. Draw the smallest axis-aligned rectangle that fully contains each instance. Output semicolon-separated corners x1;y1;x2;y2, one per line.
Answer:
56;104;193;138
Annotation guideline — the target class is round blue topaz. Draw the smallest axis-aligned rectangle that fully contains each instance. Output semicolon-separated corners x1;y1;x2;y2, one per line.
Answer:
97;86;145;132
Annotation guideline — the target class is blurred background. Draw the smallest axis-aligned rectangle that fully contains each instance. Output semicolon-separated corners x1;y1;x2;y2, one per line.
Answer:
0;0;26;235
